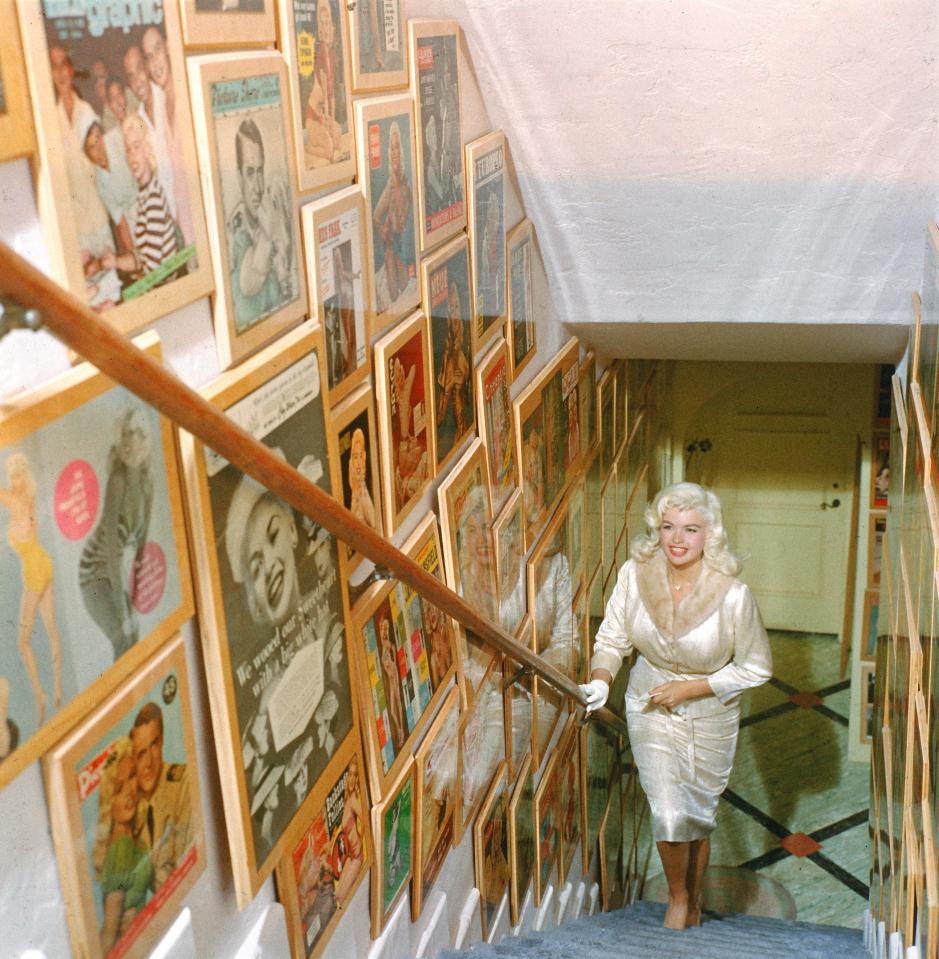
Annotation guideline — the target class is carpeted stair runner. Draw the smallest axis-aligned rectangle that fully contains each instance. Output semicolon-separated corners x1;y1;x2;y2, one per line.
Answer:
436;900;867;959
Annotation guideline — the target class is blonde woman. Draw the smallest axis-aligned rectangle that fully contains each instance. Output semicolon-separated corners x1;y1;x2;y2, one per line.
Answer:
581;482;772;930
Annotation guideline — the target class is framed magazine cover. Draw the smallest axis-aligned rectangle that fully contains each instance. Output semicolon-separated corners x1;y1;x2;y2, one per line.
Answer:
374;310;435;533
19;0;212;333
493;489;527;639
180;0;275;48
278;0;356;195
507;752;534;926
188;51;306;370
871;431;890;510
421;234;476;472
514;371;548;551
506;218;536;380
275;742;372;959
409;19;465;253
579;352;598;456
345;0;408;93
532;745;559;906
505;617;534;776
0;331;192;789
477;337;521;515
0;0;34;162
178;322;357;906
302;186;371;405
355;94;421;335
473;759;510;939
44;634;204;959
369;754;414;937
466;131;506;353
868;513;886;590
555;719;582;886
862;588;879;664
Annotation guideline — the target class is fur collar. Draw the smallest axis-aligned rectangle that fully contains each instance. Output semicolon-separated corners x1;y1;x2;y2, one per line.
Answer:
635;549;736;639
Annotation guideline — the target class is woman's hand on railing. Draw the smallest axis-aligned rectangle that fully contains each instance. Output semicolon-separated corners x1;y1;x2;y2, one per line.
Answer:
580;678;610;713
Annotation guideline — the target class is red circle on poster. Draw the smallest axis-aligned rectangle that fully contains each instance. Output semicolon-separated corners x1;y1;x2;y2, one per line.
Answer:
53;460;100;540
129;542;167;614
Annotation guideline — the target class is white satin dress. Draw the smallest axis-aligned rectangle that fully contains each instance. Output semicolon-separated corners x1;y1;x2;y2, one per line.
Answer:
591;550;773;842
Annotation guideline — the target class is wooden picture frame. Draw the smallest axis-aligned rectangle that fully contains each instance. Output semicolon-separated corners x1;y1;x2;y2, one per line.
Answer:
409;19;466;253
579;352;598;457
412;685;461;920
531;676;562;772
466;130;507;353
567;479;586;600
0;0;34;162
278;0;356;195
493;489;528;638
345;0;408;93
598;369;616;475
301;186;371;405
505;616;534;775
0;331;193;789
862;588;879;664
506;218;536;380
355;94;421;334
473;759;510;939
532;745;560;906
369;754;414;937
585;451;603;584
507;752;534;926
180;0;275;48
275;742;372;959
869;513;887;590
477;337;521;515
178;322;357;906
538;338;581;518
872;431;890;510
555;719;582;886
514;370;548;551
374;309;435;533
331;384;384;574
188;51;306;370
421;234;476;472
19;0;212;332
44;634;205;959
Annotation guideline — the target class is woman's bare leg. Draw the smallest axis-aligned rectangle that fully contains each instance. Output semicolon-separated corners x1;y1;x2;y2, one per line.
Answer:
685;837;710;926
16;589;46;725
37;585;63;708
656;839;690;929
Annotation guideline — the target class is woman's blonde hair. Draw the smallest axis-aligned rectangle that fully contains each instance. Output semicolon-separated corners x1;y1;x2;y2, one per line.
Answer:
630;481;740;576
91;735;134;879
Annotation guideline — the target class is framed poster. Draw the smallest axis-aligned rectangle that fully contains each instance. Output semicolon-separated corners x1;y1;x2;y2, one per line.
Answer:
473;760;510;939
180;0;275;48
862;589;879;664
331;385;383;573
0;332;192;789
601;467;618;584
302;186;371;404
507;752;534;926
275;744;371;959
355;94;421;334
44;635;204;959
188;51;306;370
506;218;536;380
869;513;886;590
421;235;476;472
528;501;575;680
514;372;547;551
531;675;562;771
19;0;211;332
612;359;627;455
585;452;602;583
345;0;408;93
409;19;465;253
567;480;586;599
493;489;527;638
466;131;506;352
872;431;890;510
369;755;414;937
505;617;534;775
477;337;521;515
556;720;582;885
178;323;357;905
0;0;34;162
598;369;615;475
579;352;598;456
374;310;435;532
278;0;356;194
412;686;460;920
532;746;559;906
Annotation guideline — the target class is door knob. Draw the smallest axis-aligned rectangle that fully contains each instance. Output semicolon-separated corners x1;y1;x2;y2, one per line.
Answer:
820;498;841;510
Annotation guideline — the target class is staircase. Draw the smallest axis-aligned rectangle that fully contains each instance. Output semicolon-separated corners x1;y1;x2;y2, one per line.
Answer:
437;901;867;959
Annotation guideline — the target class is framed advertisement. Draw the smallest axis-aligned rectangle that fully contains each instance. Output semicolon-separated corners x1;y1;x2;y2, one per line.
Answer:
579;352;598;457
409;19;465;253
44;634;204;959
178;322;357;905
507;752;534;926
872;431;890;510
466;130;506;353
278;0;356;195
374;310;435;533
477;337;521;515
331;385;383;573
869;513;886;590
0;0;34;162
302;186;371;405
180;0;275;48
421;234;476;472
369;755;414;937
188;51;306;370
0;331;192;789
473;759;510;940
555;720;582;885
514;371;548;551
19;0;212;333
412;685;460;920
275;743;372;959
506;218;536;380
493;489;528;638
532;746;559;906
355;94;421;334
345;0;408;93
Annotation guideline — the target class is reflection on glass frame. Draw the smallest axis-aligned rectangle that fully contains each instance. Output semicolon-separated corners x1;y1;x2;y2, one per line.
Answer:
345;0;408;93
409;20;466;253
19;0;212;333
369;754;414;937
355;94;421;334
181;0;275;47
493;489;528;639
188;52;306;370
374;310;436;533
532;745;559;906
506;218;536;380
302;186;372;404
869;513;886;590
477;337;521;515
0;0;34;162
275;743;372;959
178;323;357;906
872;431;890;511
412;686;460;920
473;759;510;940
278;0;356;194
507;752;534;926
421;234;476;472
579;352;598;457
44;635;204;959
0;332;193;790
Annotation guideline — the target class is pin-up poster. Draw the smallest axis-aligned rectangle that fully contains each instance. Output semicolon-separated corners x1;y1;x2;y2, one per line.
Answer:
411;532;455;692
471;138;505;343
335;397;382;567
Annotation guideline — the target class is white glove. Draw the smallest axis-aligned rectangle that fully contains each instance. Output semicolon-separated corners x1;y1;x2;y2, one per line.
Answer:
579;679;610;713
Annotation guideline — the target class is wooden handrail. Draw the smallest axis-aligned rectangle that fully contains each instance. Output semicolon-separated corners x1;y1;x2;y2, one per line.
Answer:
0;241;629;741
